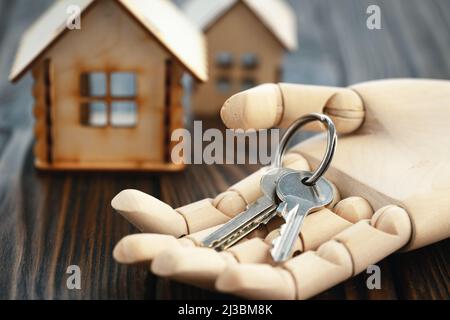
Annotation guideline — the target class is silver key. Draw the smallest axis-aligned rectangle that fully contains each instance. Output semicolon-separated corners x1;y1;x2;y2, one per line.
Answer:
271;170;334;262
201;167;296;251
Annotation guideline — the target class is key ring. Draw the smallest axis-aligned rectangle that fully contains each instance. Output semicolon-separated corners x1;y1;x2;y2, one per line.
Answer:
273;113;337;186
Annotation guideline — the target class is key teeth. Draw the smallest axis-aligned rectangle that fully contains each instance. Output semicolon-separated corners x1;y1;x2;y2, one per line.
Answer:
271;236;281;249
276;202;285;217
270;223;286;258
272;202;288;256
278;200;299;222
271;203;300;262
270;237;284;262
279;223;287;235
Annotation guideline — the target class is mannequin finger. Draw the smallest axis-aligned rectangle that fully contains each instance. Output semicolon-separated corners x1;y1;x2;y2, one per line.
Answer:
111;189;189;237
112;153;310;237
216;205;412;300
151;247;236;289
113;225;223;264
220;83;364;133
333;196;374;223
151;238;272;289
113;234;190;264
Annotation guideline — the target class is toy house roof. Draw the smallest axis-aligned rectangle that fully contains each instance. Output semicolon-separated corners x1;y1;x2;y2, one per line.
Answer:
9;0;208;82
182;0;298;51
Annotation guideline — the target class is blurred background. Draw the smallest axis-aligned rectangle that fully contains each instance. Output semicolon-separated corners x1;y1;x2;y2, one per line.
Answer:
1;0;449;129
0;0;449;300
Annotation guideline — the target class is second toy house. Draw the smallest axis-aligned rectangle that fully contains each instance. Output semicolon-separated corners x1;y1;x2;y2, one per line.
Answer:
9;0;207;171
183;0;297;117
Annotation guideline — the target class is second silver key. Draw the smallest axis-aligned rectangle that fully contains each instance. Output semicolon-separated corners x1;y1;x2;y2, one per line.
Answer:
271;170;334;262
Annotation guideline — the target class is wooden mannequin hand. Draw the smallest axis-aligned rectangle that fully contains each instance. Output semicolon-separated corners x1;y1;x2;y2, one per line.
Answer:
111;79;450;299
111;153;376;296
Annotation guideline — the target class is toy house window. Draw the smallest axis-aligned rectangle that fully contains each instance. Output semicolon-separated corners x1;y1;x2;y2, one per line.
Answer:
216;77;232;93
80;72;137;127
111;102;137;127
80;72;107;97
111;72;136;98
241;53;259;69
241;78;257;91
216;52;233;69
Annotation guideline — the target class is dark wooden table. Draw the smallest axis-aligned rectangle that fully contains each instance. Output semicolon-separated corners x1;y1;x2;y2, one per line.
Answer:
0;0;449;300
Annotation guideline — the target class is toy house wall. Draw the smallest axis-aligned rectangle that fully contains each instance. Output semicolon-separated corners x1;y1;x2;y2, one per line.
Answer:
32;0;184;170
33;61;51;166
191;2;285;117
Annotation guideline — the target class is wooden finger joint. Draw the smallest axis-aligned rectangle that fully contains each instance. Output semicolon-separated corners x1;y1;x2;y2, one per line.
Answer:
176;199;230;234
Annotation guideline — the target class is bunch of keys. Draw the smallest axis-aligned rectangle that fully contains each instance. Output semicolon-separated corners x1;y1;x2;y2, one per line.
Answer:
201;113;337;262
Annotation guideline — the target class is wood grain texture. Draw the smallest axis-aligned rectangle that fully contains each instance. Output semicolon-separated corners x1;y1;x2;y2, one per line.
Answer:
0;0;449;299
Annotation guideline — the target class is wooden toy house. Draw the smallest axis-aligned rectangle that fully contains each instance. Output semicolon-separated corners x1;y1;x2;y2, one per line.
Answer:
183;0;297;117
9;0;207;171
